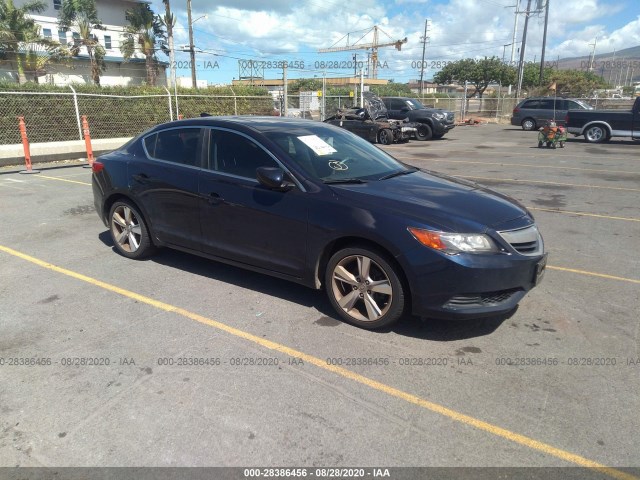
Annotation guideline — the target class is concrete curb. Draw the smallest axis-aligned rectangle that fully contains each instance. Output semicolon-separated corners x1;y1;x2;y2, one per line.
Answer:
0;137;133;167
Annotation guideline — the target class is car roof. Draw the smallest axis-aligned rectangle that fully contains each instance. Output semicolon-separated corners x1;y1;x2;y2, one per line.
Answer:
148;116;332;133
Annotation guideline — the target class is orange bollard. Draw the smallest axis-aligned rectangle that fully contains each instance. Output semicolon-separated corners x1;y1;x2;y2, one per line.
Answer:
178;114;184;120
18;116;39;175
82;115;94;167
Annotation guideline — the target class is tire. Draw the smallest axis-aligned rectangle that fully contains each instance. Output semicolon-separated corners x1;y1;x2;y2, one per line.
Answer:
325;247;405;329
538;141;543;148
415;123;433;141
109;200;155;259
584;125;607;143
521;118;536;131
377;128;393;145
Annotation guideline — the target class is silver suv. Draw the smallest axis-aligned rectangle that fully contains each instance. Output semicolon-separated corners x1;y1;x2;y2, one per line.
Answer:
511;97;593;130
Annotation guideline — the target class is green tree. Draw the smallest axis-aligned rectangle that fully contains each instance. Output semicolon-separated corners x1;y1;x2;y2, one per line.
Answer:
433;57;512;98
0;0;46;83
370;81;413;97
289;77;322;92
545;69;609;97
58;0;106;85
121;3;167;86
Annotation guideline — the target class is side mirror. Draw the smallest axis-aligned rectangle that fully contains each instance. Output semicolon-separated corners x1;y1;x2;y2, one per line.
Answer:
256;167;293;190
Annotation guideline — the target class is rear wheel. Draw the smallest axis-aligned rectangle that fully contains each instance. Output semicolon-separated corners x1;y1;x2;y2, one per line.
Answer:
415;123;433;141
584;125;607;143
109;200;155;259
521;118;536;131
377;128;393;145
325;247;405;329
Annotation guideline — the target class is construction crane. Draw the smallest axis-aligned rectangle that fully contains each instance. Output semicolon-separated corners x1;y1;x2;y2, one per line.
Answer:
318;26;407;79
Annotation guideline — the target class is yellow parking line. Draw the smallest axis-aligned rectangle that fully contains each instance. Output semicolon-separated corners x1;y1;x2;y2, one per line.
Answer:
393;156;639;175
39;175;91;186
456;175;640;192
528;207;640;223
0;243;636;480
548;265;640;284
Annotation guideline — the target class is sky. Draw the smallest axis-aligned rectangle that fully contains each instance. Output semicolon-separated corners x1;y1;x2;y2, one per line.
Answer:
149;0;640;85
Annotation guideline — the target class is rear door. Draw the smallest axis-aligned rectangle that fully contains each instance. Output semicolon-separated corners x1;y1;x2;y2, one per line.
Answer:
132;127;203;249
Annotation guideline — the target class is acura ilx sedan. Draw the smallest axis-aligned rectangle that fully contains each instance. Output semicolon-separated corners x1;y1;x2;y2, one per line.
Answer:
92;117;546;329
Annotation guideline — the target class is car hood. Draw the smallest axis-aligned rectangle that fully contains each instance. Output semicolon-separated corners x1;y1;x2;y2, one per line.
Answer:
364;93;388;120
328;170;530;233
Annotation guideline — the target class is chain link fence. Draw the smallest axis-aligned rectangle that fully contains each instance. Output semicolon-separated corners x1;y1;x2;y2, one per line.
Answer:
1;90;635;145
0;90;275;144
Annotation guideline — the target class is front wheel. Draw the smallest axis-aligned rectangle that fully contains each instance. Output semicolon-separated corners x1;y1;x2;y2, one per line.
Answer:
415;123;433;141
109;200;155;259
377;128;393;145
521;118;536;131
325;247;405;329
584;125;607;143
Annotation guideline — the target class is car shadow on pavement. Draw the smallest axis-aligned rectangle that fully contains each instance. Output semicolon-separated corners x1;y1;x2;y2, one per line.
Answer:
99;231;513;340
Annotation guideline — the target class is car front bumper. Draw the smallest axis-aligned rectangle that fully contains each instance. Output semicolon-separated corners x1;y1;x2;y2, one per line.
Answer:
399;246;547;319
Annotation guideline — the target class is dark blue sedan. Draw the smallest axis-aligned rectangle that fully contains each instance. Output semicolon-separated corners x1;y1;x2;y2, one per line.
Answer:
92;117;546;329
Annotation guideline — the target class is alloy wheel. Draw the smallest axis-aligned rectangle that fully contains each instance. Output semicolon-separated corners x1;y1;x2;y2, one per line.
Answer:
331;254;393;323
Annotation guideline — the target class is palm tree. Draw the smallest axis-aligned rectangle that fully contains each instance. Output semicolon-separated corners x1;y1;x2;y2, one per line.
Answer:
58;0;106;85
121;3;167;86
0;0;46;83
161;0;176;88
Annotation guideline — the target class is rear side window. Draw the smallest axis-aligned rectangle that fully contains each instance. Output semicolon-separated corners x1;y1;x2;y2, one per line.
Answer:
143;128;202;167
537;99;556;109
522;100;540;109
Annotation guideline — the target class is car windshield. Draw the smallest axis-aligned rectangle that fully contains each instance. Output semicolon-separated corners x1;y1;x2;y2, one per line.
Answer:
407;99;425;109
263;124;409;182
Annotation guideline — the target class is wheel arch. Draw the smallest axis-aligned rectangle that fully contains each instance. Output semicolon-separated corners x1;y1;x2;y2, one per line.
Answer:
104;193;158;245
314;236;412;311
580;121;612;136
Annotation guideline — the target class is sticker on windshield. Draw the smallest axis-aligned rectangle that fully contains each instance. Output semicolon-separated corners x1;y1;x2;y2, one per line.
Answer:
297;135;337;156
328;161;348;171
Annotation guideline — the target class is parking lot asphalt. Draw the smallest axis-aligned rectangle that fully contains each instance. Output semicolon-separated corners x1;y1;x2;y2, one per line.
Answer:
0;125;638;475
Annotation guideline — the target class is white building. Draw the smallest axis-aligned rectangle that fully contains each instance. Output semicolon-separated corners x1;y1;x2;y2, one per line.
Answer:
6;0;167;86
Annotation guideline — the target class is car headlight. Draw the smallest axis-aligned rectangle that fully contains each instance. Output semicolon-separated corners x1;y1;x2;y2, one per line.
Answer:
408;227;498;254
432;112;446;120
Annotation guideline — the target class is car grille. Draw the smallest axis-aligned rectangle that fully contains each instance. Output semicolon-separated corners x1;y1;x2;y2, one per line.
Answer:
497;225;543;256
444;289;521;309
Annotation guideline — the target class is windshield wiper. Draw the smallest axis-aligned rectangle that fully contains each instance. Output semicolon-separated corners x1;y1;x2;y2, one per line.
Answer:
323;178;368;184
379;168;418;180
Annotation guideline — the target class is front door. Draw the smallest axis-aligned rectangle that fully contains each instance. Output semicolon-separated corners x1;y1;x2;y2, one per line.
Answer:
198;128;308;278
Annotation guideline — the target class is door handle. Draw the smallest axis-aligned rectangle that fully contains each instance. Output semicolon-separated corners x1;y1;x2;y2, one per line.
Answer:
207;192;223;205
132;173;149;184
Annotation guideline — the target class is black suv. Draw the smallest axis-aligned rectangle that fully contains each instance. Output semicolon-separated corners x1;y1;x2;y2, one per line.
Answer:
382;97;456;140
511;97;593;131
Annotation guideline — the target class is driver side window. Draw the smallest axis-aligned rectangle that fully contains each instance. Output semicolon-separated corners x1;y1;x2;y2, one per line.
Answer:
208;129;278;179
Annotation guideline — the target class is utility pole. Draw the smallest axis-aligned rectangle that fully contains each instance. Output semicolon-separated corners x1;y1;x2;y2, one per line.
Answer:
539;0;550;85
608;49;616;84
419;19;429;97
515;0;532;99
186;0;197;88
353;53;358;77
508;0;520;95
587;37;597;73
283;64;288;117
